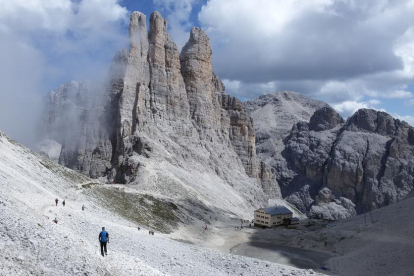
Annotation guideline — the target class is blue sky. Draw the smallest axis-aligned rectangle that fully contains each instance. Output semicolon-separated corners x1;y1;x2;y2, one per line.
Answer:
0;0;414;144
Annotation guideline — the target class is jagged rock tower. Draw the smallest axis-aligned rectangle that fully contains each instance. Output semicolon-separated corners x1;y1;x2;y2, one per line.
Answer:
40;11;280;215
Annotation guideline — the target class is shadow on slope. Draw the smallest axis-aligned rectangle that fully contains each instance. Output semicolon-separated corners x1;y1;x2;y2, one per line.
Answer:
230;242;331;271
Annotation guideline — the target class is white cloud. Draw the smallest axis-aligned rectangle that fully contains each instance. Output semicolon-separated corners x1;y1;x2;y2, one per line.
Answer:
0;0;127;35
0;0;72;33
376;90;412;99
222;79;241;93
199;0;332;37
197;0;414;120
368;99;381;106
154;0;197;49
331;101;369;118
0;0;128;145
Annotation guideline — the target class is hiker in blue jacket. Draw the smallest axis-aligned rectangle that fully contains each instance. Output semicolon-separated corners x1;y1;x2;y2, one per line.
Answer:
99;227;109;257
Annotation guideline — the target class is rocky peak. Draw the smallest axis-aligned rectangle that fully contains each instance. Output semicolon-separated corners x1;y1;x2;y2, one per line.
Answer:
309;106;344;131
345;109;399;136
179;27;222;137
39;11;276;218
180;27;214;93
244;91;328;186
148;11;167;66
180;27;212;64
129;12;149;55
281;105;414;216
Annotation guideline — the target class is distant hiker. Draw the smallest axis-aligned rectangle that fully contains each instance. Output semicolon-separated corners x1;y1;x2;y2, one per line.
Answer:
152;231;154;236
62;199;65;207
99;227;109;257
137;227;140;231
55;198;58;206
205;225;208;230
53;218;58;224
82;205;85;211
149;230;151;235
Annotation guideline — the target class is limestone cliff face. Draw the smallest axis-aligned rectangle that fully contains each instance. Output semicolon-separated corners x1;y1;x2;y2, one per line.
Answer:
180;27;221;138
323;109;414;213
245;92;327;202
270;105;414;217
39;11;280;215
40;81;113;178
247;93;414;218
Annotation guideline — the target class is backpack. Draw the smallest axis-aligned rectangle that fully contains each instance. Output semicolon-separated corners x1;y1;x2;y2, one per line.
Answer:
100;231;108;242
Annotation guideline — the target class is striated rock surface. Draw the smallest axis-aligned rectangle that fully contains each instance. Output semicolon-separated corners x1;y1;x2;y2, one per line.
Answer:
250;97;414;218
323;109;414;213
39;11;281;217
245;92;327;207
245;92;327;181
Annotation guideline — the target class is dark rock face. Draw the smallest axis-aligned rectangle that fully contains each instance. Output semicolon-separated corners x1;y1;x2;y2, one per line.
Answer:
245;92;329;210
220;95;258;178
323;109;414;213
309;106;344;131
39;11;280;214
276;107;414;216
247;94;414;218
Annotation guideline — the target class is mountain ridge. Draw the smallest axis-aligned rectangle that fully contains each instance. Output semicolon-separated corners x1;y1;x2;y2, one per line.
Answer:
37;11;281;219
37;11;414;221
246;93;414;219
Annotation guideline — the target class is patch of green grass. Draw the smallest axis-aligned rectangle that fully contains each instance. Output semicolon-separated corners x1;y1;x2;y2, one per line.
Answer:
87;187;181;234
5;135;20;146
39;158;89;183
39;161;53;171
81;183;98;189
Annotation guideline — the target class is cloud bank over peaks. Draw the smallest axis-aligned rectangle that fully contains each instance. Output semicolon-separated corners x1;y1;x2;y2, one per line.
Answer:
197;0;414;123
0;0;128;145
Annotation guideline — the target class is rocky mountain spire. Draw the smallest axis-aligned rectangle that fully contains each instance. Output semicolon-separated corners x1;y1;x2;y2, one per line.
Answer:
148;11;167;67
180;27;220;136
129;12;149;56
39;11;280;216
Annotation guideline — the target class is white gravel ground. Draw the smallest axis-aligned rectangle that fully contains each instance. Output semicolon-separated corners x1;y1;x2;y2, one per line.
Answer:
0;132;321;276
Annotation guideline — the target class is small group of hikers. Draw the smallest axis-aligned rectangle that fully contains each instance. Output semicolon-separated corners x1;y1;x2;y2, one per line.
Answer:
52;198;159;257
52;198;86;225
55;198;65;207
52;198;65;224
